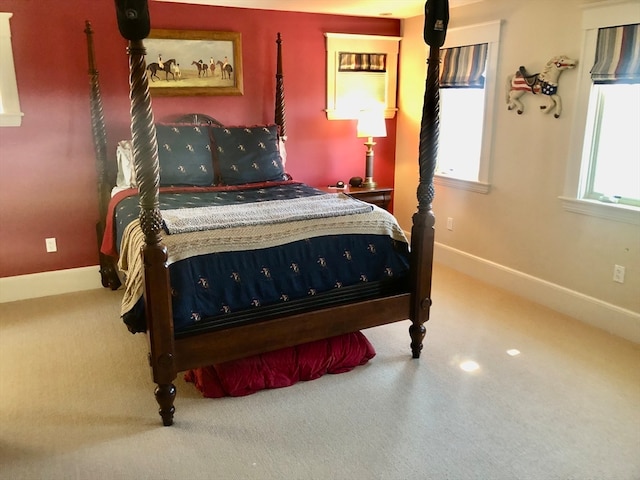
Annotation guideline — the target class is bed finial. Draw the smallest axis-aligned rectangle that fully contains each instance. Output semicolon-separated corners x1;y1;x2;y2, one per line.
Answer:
85;21;97;73
423;0;449;48
114;0;150;41
275;32;287;140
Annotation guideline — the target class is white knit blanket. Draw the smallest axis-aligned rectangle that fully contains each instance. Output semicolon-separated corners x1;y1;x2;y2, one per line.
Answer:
161;193;372;234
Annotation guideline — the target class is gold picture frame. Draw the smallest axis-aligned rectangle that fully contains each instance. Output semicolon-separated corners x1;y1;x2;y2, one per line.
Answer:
144;29;243;96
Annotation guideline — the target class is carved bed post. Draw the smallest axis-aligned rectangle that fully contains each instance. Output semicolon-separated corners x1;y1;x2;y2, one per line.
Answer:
409;0;449;358
275;32;287;139
85;21;121;290
114;0;177;426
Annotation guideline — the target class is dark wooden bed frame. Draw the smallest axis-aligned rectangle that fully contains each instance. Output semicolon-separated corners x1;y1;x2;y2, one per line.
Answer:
88;0;447;426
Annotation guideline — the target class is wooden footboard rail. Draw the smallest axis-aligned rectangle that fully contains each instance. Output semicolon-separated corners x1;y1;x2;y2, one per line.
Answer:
111;0;446;426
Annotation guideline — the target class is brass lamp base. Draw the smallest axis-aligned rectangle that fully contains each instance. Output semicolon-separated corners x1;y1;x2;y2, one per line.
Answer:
361;178;377;189
363;137;377;189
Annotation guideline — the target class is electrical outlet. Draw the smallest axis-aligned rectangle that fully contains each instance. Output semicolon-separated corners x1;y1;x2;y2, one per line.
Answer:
45;237;57;253
613;264;625;283
446;217;454;231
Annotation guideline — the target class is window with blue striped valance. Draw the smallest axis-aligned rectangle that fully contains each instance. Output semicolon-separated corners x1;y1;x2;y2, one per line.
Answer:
439;43;488;88
591;23;640;84
338;52;387;72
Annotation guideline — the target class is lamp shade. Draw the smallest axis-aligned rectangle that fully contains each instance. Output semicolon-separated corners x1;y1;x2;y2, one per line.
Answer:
357;108;387;138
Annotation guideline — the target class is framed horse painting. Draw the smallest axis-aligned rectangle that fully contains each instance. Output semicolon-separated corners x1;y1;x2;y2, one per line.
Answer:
144;29;243;96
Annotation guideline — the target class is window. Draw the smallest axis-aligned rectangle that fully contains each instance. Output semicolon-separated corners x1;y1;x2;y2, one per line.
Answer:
433;21;502;194
325;33;401;120
585;83;639;206
0;12;23;127
437;43;487;182
563;2;640;224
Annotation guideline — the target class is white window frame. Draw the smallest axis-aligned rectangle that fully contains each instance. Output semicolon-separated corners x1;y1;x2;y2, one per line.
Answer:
561;1;640;225
325;33;401;120
0;12;23;127
433;20;502;195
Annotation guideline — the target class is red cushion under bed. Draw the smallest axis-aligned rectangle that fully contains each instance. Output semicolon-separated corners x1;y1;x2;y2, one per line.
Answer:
184;332;376;398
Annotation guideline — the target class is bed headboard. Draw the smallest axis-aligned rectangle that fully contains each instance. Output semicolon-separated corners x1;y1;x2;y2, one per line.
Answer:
169;113;224;126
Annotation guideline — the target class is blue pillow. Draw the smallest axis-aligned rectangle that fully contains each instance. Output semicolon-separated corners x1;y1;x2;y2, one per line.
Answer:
155;124;215;186
211;125;286;185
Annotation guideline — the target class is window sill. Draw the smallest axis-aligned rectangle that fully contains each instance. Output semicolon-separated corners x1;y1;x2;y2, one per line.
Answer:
434;174;491;194
325;108;397;120
0;111;24;127
559;196;640;226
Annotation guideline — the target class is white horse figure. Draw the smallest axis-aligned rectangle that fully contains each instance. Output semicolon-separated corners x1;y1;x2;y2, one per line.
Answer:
506;55;577;118
171;62;181;79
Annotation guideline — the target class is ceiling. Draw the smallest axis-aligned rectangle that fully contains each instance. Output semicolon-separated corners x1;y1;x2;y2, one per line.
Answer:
153;0;480;19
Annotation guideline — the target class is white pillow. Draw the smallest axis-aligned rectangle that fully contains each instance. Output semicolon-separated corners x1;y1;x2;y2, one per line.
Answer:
115;140;136;189
278;136;287;170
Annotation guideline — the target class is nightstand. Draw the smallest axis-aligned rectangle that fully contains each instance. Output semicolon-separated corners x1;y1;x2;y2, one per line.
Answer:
319;185;394;211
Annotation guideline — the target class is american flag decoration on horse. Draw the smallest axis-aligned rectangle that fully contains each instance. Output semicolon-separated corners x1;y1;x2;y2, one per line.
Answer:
506;55;577;118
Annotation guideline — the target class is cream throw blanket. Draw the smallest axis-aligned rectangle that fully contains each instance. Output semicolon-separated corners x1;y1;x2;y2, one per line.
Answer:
118;204;408;316
161;193;372;234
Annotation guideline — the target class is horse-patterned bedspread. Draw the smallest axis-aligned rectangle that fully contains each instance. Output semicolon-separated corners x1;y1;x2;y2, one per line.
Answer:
103;182;410;334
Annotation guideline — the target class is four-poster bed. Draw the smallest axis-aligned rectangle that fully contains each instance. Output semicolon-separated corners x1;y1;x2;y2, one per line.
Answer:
91;0;446;426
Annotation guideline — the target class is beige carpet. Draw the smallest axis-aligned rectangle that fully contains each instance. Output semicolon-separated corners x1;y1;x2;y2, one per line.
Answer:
0;264;638;480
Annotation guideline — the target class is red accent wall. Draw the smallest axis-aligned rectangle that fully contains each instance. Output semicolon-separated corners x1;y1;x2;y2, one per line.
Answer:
0;1;400;278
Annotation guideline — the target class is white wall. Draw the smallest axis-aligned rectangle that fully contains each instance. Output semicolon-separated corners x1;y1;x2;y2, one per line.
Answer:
395;0;640;341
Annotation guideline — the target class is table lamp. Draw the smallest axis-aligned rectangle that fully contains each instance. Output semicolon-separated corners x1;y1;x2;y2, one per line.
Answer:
357;108;387;189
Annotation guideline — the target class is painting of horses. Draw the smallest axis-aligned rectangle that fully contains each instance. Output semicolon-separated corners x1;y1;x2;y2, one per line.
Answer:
144;29;243;96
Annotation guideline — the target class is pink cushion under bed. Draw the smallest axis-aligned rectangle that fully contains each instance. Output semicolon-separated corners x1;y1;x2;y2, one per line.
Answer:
184;331;376;398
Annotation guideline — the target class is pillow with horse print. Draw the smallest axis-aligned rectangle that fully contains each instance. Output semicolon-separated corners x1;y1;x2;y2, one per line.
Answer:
155;124;215;186
211;124;286;185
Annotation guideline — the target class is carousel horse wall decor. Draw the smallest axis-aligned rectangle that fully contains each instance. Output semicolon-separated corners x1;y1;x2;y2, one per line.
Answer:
506;55;577;118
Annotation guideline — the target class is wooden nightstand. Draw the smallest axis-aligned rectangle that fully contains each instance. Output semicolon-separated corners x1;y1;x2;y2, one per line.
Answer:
318;185;394;211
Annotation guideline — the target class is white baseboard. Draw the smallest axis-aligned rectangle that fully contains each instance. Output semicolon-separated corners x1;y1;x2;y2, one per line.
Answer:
434;242;640;344
0;266;104;303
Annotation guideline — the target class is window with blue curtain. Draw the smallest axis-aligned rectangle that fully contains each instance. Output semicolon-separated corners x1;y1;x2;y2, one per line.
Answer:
436;42;489;182
338;53;387;72
439;43;488;88
584;22;640;207
590;23;640;84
